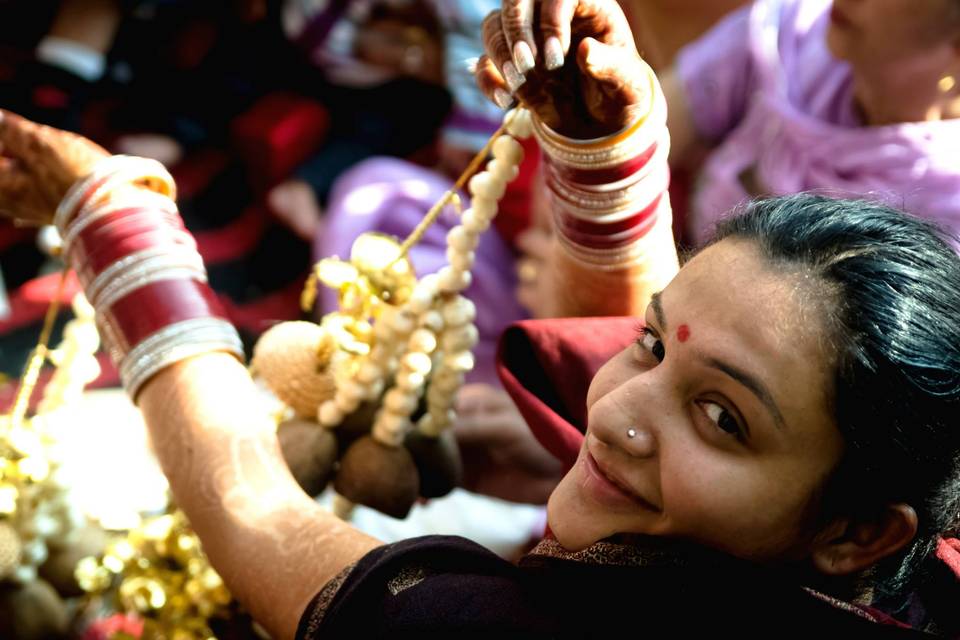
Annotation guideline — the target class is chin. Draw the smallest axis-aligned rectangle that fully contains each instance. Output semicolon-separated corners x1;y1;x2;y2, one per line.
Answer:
825;25;853;62
545;468;611;551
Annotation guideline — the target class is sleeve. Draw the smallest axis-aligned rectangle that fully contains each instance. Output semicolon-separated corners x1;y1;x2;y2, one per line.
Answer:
674;4;757;143
295;535;552;639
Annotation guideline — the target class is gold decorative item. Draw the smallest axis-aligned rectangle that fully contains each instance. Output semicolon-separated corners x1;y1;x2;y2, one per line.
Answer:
253;108;535;519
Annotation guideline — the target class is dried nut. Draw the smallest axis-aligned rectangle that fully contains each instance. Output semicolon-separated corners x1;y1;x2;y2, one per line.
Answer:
318;400;344;427
447;247;475;272
461;208;491;234
396;370;426;391
438;266;472;293
468;171;506;200
419;310;445;333
487;158;520;182
444;351;475;373
505;108;534;138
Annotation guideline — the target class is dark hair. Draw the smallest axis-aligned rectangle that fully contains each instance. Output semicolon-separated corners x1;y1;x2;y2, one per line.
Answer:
712;194;960;627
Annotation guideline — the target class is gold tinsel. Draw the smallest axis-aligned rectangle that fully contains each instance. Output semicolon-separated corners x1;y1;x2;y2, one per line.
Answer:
77;510;243;640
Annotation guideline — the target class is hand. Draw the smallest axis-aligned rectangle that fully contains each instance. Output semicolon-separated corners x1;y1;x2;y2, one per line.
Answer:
0;110;109;226
455;384;564;505
515;225;558;319
476;0;652;139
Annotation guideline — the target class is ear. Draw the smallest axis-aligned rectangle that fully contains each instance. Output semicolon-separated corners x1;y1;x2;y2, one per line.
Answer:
811;504;918;576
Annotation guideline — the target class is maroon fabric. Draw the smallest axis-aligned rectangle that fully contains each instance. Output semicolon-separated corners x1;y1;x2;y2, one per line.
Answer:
936;537;960;579
496;317;637;469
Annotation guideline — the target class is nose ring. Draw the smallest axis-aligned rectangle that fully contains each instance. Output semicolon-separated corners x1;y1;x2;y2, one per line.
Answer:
626;428;638;439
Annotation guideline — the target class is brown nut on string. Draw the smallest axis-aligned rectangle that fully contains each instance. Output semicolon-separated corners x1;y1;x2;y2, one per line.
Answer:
277;418;339;497
405;429;463;499
334;435;420;519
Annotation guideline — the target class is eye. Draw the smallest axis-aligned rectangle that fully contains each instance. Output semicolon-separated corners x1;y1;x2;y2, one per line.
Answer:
635;327;665;362
702;401;745;441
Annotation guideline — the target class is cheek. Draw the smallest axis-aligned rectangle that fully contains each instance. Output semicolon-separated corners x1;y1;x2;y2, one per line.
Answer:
660;453;817;558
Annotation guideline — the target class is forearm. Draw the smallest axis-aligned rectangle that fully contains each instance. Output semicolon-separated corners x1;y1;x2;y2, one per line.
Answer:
536;65;680;317
139;354;379;640
53;157;380;640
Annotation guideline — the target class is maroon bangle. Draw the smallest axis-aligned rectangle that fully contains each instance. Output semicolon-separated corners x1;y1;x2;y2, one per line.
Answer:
554;193;664;250
76;227;197;286
98;277;228;354
68;207;184;266
545;140;659;186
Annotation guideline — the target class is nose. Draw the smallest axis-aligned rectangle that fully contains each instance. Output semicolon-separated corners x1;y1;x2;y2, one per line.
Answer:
624;425;657;458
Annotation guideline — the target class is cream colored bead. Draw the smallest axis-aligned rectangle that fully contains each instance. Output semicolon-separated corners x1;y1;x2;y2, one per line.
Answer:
367;378;385;399
441;296;476;327
377;409;411;434
340;380;366;402
461;208;492;234
447;247;475;272
396;369;426;391
420;310;445;333
407;280;436;314
444;350;476;373
402;351;433;375
384;388;419;415
471;197;497;221
408;328;438;354
417;413;440;437
429;407;457;430
374;314;396;341
492;134;525;166
438;266;472;293
432;369;465;393
37;224;63;256
64;322;100;353
335;391;361;414
442;323;479;352
390;309;417;335
426;383;454;410
505;108;534;139
357;361;383;385
487;158;520;183
447;225;479;253
468;171;506;200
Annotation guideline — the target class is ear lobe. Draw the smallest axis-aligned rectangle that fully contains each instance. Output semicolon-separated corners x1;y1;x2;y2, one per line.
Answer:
811;504;918;576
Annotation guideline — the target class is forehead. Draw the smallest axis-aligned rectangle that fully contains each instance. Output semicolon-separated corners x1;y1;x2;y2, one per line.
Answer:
659;240;835;433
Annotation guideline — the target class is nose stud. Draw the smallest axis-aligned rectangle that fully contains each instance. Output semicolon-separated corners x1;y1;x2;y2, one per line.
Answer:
626;428;637;439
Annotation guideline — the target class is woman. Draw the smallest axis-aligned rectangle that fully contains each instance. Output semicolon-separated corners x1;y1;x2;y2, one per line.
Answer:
1;1;959;638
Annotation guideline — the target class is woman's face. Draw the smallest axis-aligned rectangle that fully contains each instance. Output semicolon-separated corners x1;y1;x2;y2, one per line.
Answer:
547;239;845;562
826;0;960;76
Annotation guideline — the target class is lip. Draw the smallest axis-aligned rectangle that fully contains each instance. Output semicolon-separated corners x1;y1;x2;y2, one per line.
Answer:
581;447;660;512
829;5;852;28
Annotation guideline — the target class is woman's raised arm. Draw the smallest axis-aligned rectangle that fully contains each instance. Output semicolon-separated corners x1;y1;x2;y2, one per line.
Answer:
476;0;681;318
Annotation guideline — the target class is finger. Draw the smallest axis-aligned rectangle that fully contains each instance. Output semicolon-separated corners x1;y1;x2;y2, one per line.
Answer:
500;0;537;74
539;0;577;70
481;11;526;96
476;54;514;110
0;165;33;216
516;281;540;316
0;109;39;159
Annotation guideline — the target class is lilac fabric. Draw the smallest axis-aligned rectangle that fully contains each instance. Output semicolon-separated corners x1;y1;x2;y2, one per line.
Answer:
676;0;960;246
315;158;527;386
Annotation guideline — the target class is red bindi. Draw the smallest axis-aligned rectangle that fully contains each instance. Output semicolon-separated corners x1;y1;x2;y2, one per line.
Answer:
676;324;691;343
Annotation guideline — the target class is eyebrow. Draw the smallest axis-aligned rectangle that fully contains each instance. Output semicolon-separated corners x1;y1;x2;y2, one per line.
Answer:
704;357;787;431
650;292;667;331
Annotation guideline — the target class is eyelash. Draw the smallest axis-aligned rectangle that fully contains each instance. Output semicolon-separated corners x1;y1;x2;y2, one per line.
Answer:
634;325;747;443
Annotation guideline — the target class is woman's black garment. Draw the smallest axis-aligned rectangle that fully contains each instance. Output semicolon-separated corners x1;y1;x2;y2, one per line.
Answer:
297;534;930;639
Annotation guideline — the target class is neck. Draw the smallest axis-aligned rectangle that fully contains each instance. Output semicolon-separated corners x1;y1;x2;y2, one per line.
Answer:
852;63;960;126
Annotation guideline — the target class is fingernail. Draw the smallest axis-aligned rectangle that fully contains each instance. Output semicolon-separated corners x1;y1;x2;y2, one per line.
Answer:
502;60;525;93
545;37;564;71
493;88;514;109
514;41;535;74
464;57;479;74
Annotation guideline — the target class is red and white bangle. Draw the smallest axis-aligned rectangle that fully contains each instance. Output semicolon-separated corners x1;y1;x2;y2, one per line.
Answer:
55;155;243;400
531;66;672;270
